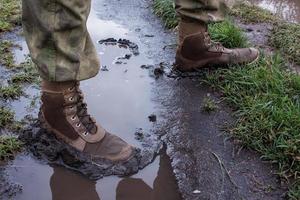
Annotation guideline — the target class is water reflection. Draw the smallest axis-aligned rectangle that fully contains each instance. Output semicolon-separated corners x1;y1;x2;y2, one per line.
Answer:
51;167;100;200
50;152;181;200
249;0;300;23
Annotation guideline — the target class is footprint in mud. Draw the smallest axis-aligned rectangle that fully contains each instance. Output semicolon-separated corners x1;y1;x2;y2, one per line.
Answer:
19;122;162;180
98;38;139;56
98;38;139;65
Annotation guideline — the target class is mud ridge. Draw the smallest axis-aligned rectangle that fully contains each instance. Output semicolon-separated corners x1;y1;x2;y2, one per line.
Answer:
19;122;162;180
98;38;139;56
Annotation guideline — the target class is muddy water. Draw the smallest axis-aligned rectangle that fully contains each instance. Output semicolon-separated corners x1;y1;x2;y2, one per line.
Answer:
5;4;181;200
248;0;300;23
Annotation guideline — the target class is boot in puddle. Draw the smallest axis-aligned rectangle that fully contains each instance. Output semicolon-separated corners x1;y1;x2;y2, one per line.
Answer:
175;19;259;71
39;80;136;163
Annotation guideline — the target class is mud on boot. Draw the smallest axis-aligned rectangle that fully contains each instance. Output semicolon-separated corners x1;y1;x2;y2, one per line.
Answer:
21;124;144;180
36;80;143;178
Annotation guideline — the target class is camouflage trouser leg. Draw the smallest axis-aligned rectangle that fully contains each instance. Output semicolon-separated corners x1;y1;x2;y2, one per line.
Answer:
175;0;228;23
22;0;100;82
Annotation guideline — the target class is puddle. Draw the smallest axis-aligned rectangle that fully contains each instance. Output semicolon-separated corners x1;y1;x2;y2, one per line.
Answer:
248;0;300;23
8;150;181;200
4;3;182;200
10;86;40;121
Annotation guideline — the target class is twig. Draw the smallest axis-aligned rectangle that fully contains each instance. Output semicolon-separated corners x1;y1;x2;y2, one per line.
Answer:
211;151;240;190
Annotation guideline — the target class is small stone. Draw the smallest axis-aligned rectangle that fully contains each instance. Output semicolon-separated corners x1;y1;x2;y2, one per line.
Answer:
246;28;254;32
101;65;109;71
141;64;154;69
148;114;157;122
115;61;123;64
144;34;154;37
135;128;144;140
124;54;132;59
154;67;164;77
193;190;201;194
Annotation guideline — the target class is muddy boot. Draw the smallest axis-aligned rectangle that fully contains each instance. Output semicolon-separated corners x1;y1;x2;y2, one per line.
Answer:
39;80;135;163
175;19;259;71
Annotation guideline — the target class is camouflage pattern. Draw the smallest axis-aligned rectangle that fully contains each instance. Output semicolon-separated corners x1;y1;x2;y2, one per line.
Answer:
175;0;228;23
22;0;226;82
22;0;99;82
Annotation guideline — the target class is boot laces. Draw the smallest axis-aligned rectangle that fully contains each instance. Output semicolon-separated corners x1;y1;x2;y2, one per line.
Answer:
68;83;97;134
204;32;225;52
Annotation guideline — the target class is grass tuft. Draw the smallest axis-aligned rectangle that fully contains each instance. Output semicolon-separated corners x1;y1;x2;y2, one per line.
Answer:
209;19;248;48
0;107;14;129
202;96;218;112
288;182;300;200
12;57;39;84
0;40;15;68
270;22;300;65
230;3;276;23
0;84;23;99
0;0;22;32
0;136;22;161
153;0;178;29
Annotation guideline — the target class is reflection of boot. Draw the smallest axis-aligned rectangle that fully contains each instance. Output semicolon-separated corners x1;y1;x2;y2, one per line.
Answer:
40;80;134;162
50;166;100;200
175;19;259;71
116;178;152;200
116;152;182;200
152;152;182;200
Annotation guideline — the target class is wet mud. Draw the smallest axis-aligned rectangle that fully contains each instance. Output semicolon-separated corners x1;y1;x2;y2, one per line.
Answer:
94;0;288;199
98;38;139;56
19;123;161;180
1;2;182;199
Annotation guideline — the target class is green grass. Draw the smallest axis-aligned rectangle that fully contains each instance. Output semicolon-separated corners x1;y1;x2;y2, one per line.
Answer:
0;0;21;32
0;136;22;161
12;57;39;84
153;0;178;29
202;96;218;112
0;40;15;68
209;19;249;48
230;3;277;23
0;84;23;99
204;54;300;198
289;182;300;200
0;107;14;129
270;22;300;65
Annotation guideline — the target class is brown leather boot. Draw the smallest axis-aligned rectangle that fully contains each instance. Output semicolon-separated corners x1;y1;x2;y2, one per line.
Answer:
175;19;259;71
39;80;134;162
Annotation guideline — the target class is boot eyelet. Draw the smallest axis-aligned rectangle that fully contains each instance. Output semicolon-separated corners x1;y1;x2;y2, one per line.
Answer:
71;116;76;120
76;123;81;127
69;97;74;102
83;131;89;136
68;87;74;91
